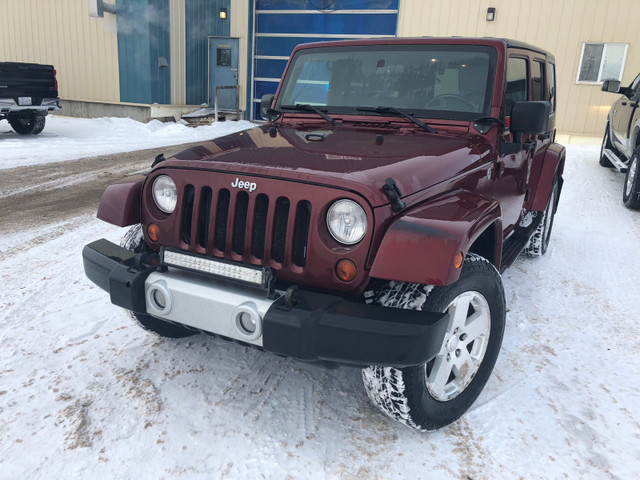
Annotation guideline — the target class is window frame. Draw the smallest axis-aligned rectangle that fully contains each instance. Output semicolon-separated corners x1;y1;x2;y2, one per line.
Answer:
576;42;629;85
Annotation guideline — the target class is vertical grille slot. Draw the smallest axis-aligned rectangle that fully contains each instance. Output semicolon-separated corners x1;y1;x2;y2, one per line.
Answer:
232;192;249;255
251;194;269;259
181;184;195;245
293;201;311;267
197;187;212;248
272;197;290;264
214;189;230;252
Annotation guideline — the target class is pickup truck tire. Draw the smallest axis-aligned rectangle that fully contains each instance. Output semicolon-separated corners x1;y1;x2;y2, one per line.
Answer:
523;178;559;257
8;113;46;135
623;148;640;210
362;254;506;431
599;125;615;167
120;225;198;339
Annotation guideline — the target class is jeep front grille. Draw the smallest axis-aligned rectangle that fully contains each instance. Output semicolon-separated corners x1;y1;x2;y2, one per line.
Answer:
179;185;311;268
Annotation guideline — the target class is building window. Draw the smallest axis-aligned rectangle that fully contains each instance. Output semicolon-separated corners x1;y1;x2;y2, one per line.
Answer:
577;43;628;84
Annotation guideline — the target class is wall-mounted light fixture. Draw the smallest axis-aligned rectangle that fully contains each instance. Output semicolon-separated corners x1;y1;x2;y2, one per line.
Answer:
219;8;228;20
486;7;496;21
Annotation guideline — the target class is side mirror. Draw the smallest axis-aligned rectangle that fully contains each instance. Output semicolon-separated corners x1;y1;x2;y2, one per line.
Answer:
260;94;280;122
510;101;550;136
501;101;550;155
602;79;621;93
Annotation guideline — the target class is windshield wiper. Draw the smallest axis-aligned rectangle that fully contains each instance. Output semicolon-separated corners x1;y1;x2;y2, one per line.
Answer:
280;104;339;126
356;106;437;133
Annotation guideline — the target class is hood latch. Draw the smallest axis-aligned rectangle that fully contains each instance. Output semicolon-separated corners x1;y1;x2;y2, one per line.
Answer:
383;178;406;213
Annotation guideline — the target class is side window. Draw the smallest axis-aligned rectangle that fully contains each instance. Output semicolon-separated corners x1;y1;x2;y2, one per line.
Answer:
532;61;545;101
547;63;556;112
506;57;528;116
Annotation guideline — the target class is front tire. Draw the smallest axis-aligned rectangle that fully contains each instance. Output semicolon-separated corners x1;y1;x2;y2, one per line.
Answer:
8;114;46;135
622;148;640;210
120;225;197;339
362;254;506;431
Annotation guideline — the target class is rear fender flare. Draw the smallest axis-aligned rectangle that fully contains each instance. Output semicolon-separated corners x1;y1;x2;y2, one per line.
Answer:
370;191;502;286
97;175;144;227
528;142;565;212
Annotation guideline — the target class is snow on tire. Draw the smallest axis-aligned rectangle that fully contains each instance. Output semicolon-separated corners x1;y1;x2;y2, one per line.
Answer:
523;178;559;257
362;254;506;431
119;225;197;339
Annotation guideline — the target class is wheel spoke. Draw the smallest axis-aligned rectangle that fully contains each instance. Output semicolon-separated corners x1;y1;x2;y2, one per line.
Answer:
452;350;475;385
462;310;490;344
448;292;472;331
427;355;453;397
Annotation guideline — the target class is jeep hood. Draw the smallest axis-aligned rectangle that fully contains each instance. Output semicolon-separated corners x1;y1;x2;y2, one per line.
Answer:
162;124;490;208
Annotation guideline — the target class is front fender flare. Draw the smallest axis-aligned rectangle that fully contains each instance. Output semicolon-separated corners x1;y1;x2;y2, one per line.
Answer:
96;175;144;227
370;191;501;286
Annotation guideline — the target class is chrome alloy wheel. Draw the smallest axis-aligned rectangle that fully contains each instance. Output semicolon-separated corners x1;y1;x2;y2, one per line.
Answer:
425;291;491;401
626;156;638;196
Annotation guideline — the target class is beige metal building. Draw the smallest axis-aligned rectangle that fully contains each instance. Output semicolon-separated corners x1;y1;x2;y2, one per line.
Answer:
1;0;637;136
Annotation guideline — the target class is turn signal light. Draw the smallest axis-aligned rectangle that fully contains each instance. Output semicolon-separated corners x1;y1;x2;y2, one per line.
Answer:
454;252;464;269
335;259;357;282
147;223;160;242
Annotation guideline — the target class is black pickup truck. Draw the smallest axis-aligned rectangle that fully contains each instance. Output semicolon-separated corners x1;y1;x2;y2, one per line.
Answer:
0;62;60;135
601;73;640;209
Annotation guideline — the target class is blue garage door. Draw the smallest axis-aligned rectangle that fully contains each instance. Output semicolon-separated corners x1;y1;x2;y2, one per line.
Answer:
252;0;399;120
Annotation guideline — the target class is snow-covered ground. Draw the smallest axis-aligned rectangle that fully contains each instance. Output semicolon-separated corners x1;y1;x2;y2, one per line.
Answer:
0;118;639;479
0;115;253;169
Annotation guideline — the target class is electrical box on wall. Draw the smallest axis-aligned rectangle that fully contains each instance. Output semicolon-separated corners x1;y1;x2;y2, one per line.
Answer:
88;0;104;17
89;0;116;18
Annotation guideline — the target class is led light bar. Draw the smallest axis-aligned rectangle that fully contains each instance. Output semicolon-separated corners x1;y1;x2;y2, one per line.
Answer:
162;249;267;287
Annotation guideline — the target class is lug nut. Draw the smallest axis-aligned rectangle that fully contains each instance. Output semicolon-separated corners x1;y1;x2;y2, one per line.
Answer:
447;353;451;361
455;349;461;357
460;333;467;341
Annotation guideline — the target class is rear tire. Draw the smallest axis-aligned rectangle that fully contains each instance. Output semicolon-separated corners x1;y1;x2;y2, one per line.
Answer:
623;148;640;210
120;225;197;339
8;114;46;135
523;178;559;257
362;254;506;431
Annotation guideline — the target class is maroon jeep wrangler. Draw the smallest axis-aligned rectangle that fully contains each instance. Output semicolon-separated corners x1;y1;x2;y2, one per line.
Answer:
83;37;564;431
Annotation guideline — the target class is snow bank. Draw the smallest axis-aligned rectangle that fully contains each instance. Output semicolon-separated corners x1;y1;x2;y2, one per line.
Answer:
0;115;254;169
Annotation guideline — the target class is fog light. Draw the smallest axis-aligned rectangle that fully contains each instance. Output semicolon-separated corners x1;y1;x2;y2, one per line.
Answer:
238;312;256;334
153;289;167;309
233;303;262;340
335;259;357;282
146;282;172;315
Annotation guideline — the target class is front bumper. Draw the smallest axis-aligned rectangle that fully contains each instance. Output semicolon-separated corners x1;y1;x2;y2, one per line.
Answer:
83;239;449;368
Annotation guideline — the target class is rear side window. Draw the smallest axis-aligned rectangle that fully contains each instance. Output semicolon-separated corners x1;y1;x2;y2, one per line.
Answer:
506;57;528;116
547;62;556;112
532;61;545;101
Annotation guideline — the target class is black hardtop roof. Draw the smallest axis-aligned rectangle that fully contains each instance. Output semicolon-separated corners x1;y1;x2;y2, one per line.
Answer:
293;36;555;61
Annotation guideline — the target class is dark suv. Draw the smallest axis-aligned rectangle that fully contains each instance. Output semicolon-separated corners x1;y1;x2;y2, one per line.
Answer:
601;73;640;209
83;37;564;431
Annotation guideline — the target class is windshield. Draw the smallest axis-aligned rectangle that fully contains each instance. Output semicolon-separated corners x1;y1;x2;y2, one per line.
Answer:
277;44;497;121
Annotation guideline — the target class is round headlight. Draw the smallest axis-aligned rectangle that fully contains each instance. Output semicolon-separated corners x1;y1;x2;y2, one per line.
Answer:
326;199;367;245
152;175;177;214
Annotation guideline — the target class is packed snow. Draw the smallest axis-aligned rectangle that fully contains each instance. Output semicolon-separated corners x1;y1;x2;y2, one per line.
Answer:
0;117;639;479
0;115;253;169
